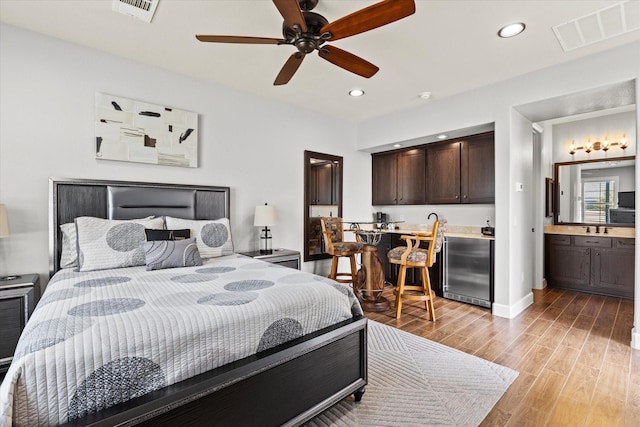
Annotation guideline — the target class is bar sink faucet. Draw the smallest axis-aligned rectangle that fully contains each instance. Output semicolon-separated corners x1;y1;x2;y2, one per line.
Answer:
428;212;438;222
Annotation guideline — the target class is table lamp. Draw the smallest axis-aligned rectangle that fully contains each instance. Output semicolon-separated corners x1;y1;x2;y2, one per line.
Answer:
0;204;8;239
254;203;277;255
0;204;18;280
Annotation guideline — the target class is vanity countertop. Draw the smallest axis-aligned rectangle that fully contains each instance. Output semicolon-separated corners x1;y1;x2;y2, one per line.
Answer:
544;224;635;238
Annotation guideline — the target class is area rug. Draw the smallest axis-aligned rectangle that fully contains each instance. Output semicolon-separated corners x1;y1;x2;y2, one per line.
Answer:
304;320;518;427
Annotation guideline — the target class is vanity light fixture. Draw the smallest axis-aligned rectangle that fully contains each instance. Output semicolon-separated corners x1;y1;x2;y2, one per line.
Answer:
568;133;629;155
498;22;526;38
349;89;365;97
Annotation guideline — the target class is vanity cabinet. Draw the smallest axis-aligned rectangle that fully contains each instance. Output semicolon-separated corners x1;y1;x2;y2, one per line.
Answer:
372;148;426;205
427;133;495;204
310;162;339;205
545;234;634;299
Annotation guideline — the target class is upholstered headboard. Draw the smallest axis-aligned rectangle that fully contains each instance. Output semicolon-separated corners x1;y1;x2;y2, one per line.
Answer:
49;178;230;277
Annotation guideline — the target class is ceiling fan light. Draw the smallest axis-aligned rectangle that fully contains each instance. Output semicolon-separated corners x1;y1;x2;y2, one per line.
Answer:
498;22;526;38
349;89;365;97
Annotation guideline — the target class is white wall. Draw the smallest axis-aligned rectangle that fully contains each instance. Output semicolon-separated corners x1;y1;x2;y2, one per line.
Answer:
355;41;640;323
0;24;373;284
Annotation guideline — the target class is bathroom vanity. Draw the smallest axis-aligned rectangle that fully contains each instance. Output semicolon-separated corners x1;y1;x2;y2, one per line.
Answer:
544;226;635;299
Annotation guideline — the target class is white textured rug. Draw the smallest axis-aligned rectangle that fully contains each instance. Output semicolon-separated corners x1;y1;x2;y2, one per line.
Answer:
305;320;518;427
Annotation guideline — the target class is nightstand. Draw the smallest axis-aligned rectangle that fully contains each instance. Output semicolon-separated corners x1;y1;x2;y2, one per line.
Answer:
239;249;301;270
0;274;40;373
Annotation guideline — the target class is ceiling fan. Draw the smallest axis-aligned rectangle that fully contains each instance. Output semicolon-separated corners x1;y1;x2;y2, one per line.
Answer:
196;0;416;85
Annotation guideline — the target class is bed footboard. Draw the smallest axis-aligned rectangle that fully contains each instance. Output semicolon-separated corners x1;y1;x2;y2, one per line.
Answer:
61;317;368;427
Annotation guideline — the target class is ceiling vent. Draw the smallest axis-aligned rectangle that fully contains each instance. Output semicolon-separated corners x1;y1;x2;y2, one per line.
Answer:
552;0;640;52
112;0;159;23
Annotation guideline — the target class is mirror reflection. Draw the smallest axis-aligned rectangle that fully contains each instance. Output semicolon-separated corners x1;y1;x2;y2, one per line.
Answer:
554;156;635;225
304;150;343;262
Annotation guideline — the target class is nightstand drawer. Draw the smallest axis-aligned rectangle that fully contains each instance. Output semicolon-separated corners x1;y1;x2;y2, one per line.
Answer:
0;274;39;373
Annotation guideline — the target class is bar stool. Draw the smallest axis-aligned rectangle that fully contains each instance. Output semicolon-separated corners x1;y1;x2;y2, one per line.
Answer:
387;220;445;320
320;217;364;287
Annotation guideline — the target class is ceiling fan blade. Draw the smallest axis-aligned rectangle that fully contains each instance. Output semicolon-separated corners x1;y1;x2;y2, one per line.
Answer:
273;0;308;33
196;35;285;44
274;52;305;85
318;45;379;78
320;0;415;41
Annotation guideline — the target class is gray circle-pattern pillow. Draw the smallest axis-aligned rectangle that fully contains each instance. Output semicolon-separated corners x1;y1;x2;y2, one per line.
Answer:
75;216;164;271
164;217;234;259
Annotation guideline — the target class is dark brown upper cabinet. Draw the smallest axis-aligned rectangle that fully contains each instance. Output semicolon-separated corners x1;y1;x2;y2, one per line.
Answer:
372;148;426;205
428;132;495;204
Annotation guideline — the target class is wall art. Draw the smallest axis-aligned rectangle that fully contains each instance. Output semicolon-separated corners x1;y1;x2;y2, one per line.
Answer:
95;93;198;167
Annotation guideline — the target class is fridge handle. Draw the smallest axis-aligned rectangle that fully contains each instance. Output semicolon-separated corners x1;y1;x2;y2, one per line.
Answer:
442;239;448;291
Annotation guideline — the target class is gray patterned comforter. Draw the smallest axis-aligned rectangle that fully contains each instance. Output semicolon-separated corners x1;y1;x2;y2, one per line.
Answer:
0;255;363;426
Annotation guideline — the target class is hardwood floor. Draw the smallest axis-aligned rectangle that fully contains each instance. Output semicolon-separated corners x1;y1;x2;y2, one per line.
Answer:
365;286;639;427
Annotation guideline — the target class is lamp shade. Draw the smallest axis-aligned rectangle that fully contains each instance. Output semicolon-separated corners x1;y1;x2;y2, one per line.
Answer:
0;204;8;238
254;204;277;227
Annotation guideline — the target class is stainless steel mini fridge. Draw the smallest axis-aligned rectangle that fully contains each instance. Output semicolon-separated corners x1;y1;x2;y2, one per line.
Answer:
443;237;493;308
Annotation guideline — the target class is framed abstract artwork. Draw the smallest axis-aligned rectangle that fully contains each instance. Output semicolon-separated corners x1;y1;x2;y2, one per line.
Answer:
95;93;198;168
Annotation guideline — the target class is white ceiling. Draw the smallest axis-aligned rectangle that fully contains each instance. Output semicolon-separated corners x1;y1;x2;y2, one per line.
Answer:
1;0;639;122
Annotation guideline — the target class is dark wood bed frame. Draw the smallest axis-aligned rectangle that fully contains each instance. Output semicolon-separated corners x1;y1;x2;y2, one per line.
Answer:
48;178;367;427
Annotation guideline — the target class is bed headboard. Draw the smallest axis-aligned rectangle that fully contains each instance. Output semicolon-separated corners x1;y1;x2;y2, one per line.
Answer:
49;178;230;277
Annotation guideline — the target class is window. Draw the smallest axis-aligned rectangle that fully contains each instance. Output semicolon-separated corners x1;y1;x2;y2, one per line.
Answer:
582;177;617;223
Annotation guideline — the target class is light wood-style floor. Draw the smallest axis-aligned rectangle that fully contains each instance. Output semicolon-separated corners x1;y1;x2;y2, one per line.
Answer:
366;286;639;427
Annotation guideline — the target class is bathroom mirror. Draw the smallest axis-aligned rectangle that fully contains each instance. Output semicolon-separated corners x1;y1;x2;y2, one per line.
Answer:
304;150;343;262
554;155;635;226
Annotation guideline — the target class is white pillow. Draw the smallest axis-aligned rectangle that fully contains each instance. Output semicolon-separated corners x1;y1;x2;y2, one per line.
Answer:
59;223;78;269
164;217;234;259
75;216;165;271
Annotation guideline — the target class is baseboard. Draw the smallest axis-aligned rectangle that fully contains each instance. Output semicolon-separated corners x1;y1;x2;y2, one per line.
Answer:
492;292;534;319
632;327;640;350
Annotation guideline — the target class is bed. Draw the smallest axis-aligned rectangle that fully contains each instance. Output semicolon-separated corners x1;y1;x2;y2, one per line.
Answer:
0;178;367;426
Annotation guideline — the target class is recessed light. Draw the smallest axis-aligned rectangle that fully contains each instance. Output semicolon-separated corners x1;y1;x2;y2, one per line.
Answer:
418;91;432;99
393;143;402;148
437;134;448;140
498;22;526;38
349;89;365;97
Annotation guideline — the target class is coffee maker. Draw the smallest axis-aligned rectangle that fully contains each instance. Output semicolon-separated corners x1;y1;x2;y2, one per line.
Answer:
374;212;388;229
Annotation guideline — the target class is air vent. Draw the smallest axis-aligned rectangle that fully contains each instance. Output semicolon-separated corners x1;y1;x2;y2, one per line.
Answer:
112;0;159;23
552;0;640;52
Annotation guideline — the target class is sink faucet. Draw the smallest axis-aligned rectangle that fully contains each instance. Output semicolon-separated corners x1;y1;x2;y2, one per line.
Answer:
428;212;438;221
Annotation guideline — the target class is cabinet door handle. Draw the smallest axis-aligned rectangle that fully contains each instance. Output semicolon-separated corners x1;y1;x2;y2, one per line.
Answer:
455;195;459;199
463;195;468;199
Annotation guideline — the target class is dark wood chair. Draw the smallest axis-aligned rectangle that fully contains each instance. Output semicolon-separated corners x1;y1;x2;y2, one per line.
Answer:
387;220;445;320
320;217;364;286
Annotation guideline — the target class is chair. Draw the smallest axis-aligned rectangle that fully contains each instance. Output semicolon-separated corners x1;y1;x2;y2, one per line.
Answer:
320;217;364;287
388;220;446;320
